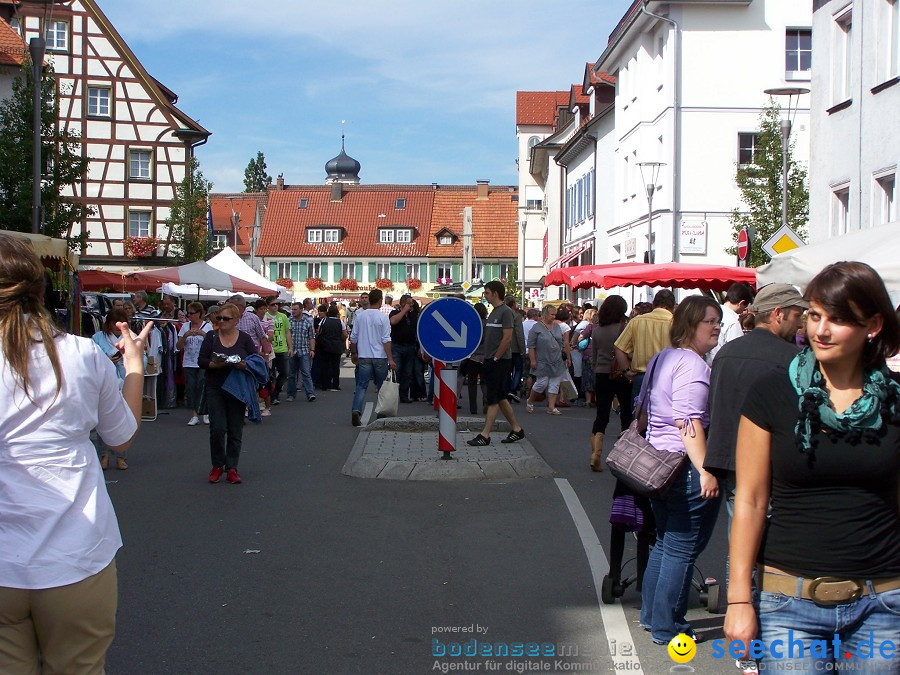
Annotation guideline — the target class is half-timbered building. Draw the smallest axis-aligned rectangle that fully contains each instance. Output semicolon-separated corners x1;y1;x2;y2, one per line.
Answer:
0;0;209;268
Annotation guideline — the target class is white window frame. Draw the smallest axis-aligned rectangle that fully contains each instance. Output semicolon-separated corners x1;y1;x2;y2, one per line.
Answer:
405;263;420;279
276;262;292;279
875;172;896;225
831;184;851;237
438;234;453;245
324;228;339;243
738;133;760;166
340;263;356;280
87;87;111;118
396;229;411;243
379;229;394;243
437;263;452;280
376;263;391;279
128;210;151;238
308;262;322;278
886;0;900;81
45;20;68;51
472;262;484;281
499;263;512;281
9;17;21;36
833;8;852;104
307;229;322;243
524;185;543;211
129;149;151;180
785;28;812;79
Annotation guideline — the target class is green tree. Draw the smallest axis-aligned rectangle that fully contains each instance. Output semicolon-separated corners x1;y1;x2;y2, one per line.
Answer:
0;62;93;247
727;100;809;267
243;151;271;192
503;263;521;304
167;156;212;263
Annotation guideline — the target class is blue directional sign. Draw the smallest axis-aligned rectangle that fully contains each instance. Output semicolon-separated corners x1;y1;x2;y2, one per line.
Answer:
417;298;483;364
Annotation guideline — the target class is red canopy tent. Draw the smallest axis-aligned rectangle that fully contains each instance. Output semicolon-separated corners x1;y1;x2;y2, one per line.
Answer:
127;261;276;297
78;270;156;292
545;262;756;293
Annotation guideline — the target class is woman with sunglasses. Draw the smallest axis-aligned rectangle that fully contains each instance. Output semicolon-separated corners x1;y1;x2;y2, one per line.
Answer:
198;303;257;484
726;262;900;672
177;301;212;426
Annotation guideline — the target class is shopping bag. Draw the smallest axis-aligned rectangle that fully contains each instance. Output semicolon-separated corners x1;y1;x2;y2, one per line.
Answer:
559;370;578;401
375;370;399;418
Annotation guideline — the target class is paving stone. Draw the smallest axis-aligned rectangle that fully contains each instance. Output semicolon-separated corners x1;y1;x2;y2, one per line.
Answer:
377;461;416;480
345;456;387;479
478;461;519;479
408;461;486;481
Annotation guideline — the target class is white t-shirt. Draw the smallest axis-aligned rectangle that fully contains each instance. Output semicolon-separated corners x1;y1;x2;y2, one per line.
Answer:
349;308;391;359
708;304;743;362
177;321;212;369
0;334;137;589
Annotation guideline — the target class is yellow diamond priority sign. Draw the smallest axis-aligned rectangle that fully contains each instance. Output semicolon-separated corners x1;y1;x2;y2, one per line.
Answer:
762;225;805;258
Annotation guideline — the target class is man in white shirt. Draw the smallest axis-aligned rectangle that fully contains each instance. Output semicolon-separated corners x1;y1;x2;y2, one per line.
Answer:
349;289;396;426
707;282;754;362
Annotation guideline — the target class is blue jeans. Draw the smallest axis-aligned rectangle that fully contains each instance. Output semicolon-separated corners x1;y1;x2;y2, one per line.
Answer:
287;353;314;399
640;465;721;643
352;358;389;414
507;353;523;397
757;586;900;672
392;343;415;401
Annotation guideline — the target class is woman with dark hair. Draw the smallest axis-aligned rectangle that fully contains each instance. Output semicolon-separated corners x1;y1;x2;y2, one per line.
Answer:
639;295;722;645
0;234;150;672
317;304;347;391
589;295;633;470
726;261;900;672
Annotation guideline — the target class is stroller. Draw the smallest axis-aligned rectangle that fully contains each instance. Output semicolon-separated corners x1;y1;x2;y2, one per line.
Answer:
600;480;720;613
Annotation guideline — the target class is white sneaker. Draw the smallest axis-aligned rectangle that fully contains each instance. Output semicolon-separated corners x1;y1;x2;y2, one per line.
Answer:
201;415;209;424
187;416;200;426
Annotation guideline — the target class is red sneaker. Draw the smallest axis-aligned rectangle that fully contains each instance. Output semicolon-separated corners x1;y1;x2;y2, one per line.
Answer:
226;468;242;484
208;466;224;483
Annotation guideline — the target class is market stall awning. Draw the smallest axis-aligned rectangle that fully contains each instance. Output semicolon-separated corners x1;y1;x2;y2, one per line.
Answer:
545;262;755;293
78;270;157;292
207;247;291;302
2;230;75;263
127;261;277;297
546;240;593;271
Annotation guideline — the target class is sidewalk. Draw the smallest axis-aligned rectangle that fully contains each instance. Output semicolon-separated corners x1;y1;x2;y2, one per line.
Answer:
341;413;555;481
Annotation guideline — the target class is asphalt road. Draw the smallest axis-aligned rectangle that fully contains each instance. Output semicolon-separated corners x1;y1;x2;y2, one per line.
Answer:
104;366;730;674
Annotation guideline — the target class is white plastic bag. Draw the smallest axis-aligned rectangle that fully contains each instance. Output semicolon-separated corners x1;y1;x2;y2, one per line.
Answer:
375;371;399;418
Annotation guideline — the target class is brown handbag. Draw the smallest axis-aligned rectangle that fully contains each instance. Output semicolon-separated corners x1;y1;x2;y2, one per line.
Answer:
606;352;687;497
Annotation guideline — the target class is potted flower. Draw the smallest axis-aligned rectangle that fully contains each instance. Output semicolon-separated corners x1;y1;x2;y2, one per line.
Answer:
338;277;359;291
123;235;162;258
305;276;324;291
406;277;422;291
275;277;294;290
375;277;394;291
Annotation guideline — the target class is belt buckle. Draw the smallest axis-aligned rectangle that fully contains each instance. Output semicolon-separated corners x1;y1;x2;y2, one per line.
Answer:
808;577;864;606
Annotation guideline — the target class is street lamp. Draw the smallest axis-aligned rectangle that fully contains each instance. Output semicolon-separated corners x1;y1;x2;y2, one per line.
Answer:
636;162;666;263
763;87;809;229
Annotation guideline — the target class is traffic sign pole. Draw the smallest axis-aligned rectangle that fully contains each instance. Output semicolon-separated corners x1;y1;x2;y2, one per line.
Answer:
438;365;458;459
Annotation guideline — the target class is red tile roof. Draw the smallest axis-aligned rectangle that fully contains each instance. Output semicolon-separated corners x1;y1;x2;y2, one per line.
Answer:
255;184;519;260
516;91;569;126
210;195;265;256
582;62;616;94
427;189;519;259
0;18;26;66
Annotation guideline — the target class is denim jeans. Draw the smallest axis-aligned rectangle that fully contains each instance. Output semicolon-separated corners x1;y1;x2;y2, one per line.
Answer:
184;367;206;414
640;464;721;643
352;358;389;413
507;353;523;397
287;353;314;399
392;343;415;401
757;586;900;673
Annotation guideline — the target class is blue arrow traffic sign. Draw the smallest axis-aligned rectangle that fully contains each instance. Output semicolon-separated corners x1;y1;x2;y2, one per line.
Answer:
416;297;483;364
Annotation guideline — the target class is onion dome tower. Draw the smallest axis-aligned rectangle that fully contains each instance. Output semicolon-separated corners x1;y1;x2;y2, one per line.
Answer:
324;134;361;185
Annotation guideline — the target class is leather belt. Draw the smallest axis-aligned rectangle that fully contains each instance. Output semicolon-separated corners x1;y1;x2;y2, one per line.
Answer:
760;570;900;606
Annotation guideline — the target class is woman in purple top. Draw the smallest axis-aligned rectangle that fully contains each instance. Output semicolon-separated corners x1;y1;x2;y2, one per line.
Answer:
639;295;722;645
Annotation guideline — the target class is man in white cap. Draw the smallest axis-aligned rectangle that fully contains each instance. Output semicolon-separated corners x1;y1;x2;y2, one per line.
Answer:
704;282;808;675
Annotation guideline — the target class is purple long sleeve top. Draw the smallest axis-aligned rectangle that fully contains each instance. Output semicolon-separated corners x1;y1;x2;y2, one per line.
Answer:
638;347;711;455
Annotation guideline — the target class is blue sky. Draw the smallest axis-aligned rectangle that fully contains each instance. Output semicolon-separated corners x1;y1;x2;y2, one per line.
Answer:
97;0;625;193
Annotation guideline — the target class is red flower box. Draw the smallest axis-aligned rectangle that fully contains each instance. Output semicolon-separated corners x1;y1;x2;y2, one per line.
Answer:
375;277;394;290
123;235;162;258
338;277;359;291
275;277;294;290
406;277;422;291
305;276;324;291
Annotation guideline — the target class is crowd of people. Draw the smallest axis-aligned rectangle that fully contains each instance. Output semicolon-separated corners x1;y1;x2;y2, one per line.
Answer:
2;224;898;673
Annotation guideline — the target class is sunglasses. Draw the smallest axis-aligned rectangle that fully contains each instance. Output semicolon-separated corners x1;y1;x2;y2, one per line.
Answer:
215;316;236;322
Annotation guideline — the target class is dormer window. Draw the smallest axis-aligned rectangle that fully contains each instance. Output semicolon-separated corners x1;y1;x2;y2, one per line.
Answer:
396;229;411;243
434;228;458;245
307;227;341;243
379;230;394;243
298;197;308;209
378;227;414;243
395;197;406;209
439;234;453;245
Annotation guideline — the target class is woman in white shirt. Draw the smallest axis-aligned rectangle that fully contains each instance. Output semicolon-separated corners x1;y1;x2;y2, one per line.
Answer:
177;301;212;426
0;234;150;674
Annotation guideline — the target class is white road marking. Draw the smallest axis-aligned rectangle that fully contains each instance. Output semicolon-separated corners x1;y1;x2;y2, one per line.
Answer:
555;478;642;675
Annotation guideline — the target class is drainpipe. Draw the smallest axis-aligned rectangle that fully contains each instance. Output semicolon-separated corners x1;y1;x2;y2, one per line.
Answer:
641;0;681;262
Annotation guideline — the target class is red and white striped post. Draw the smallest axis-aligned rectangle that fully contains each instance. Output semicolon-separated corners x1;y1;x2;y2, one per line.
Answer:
433;360;443;413
438;363;458;459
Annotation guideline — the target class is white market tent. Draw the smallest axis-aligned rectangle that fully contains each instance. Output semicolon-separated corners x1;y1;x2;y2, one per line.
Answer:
757;223;900;300
161;247;291;302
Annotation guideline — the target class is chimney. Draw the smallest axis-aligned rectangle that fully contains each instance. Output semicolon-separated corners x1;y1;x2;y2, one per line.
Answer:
476;179;490;200
331;182;343;202
276;174;284;190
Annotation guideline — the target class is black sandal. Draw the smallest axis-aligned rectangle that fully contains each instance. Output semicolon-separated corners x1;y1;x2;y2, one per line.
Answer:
466;434;490;447
500;429;525;443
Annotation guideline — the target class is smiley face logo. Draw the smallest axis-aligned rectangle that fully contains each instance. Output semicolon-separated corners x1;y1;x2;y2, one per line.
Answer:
667;633;696;663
